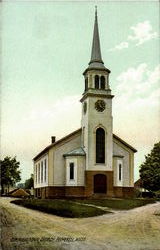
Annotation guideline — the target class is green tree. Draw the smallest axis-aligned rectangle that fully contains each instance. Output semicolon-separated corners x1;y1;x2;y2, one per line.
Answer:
139;142;160;192
25;174;34;189
0;156;21;194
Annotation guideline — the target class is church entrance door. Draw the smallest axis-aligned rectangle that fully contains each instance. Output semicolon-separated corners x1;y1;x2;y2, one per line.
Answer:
94;174;106;193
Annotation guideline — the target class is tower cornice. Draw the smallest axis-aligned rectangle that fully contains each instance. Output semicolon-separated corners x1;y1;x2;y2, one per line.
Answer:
80;92;114;103
83;67;111;75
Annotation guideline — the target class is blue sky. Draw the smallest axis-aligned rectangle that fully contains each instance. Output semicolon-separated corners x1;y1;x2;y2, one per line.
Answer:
1;1;160;182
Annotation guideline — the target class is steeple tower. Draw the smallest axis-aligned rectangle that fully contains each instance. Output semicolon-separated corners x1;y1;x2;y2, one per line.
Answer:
82;7;111;95
81;8;114;173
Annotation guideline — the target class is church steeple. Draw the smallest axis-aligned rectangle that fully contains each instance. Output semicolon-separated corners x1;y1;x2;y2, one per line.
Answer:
89;6;103;66
83;7;110;75
81;8;113;173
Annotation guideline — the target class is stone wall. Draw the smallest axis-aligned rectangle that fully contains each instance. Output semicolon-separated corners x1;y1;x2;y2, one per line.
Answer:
35;186;85;199
114;187;134;198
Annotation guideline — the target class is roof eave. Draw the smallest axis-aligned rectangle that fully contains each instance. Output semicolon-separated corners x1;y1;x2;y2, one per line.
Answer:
113;134;137;153
33;128;82;161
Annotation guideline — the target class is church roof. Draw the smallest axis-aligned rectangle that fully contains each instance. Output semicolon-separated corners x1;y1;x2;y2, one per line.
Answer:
33;128;137;161
10;188;30;197
113;134;137;153
63;147;86;157
33;128;81;161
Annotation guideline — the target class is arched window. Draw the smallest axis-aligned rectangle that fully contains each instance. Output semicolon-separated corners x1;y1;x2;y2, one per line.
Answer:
100;76;105;89
96;128;105;163
95;75;99;89
85;77;88;91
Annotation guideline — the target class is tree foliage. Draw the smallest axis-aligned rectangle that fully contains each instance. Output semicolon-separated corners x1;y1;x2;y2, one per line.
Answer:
25;174;34;189
0;156;21;194
139;142;160;192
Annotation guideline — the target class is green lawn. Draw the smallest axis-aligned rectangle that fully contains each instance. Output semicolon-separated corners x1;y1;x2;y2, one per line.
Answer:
73;198;155;210
11;199;110;218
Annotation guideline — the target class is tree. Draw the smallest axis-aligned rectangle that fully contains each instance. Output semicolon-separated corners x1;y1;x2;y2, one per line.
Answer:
0;156;21;195
139;142;160;192
25;174;34;189
17;183;25;189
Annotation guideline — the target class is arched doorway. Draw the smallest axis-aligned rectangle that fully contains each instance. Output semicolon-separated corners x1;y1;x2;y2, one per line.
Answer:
94;174;107;193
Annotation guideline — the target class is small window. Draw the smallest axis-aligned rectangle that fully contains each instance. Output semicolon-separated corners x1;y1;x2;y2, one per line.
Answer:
85;78;88;91
44;159;47;182
119;164;122;181
95;75;99;89
100;76;105;89
82;127;85;147
38;163;40;183
35;165;37;184
69;163;74;180
41;161;43;183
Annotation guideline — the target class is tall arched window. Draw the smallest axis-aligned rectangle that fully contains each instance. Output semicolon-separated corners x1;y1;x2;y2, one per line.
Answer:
100;76;105;89
85;77;88;91
95;75;99;89
96;128;105;163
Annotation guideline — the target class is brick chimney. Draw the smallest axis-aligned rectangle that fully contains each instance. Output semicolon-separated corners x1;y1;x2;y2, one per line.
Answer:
51;136;56;144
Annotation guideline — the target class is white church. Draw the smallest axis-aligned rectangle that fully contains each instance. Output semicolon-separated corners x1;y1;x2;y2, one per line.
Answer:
33;10;137;199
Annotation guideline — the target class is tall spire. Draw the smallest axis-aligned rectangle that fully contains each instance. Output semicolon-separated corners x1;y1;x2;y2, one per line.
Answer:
83;7;110;75
89;6;104;66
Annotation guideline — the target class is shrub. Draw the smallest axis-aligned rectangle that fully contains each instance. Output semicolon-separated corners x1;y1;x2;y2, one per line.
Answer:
141;192;155;198
155;190;160;199
134;189;142;198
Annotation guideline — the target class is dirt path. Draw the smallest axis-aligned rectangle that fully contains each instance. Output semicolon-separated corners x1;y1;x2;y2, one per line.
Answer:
0;198;160;250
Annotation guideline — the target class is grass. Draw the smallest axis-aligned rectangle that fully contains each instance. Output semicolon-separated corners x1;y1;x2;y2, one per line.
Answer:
73;198;156;210
11;199;109;218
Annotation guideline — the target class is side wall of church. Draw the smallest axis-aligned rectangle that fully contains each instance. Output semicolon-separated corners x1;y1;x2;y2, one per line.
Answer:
51;133;82;186
113;139;134;187
34;154;48;188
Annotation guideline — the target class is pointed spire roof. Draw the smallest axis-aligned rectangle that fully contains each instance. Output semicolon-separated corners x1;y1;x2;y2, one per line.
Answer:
83;7;110;74
89;6;103;65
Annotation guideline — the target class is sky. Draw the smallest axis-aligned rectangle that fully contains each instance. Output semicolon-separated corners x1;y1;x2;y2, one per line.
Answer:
1;0;160;182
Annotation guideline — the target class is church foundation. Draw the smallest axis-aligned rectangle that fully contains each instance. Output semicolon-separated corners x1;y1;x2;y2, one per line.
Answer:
85;170;114;197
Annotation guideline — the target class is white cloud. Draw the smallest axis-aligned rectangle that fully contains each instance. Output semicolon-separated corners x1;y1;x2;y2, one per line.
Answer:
109;20;158;51
113;63;160;143
115;63;160;98
128;21;158;46
113;64;160;178
109;41;128;51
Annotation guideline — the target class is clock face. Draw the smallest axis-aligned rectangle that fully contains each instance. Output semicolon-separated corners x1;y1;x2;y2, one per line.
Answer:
95;100;106;112
83;102;87;114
